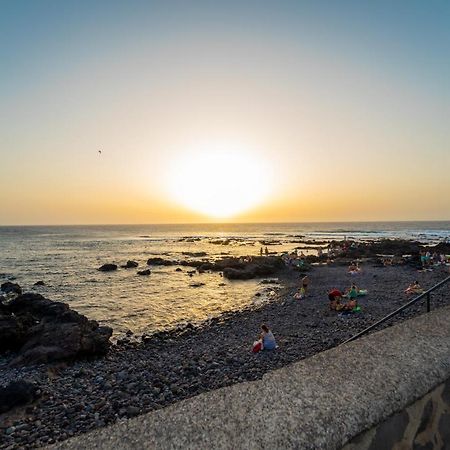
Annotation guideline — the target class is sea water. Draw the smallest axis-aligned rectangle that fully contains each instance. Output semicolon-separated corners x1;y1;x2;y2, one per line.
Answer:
0;222;448;335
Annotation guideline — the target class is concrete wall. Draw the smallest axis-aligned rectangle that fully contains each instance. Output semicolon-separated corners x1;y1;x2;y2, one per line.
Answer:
344;377;450;450
50;305;450;450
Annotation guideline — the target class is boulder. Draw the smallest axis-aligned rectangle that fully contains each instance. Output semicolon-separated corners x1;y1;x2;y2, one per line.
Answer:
1;293;112;366
0;380;40;414
34;280;45;286
432;242;450;254
11;322;112;367
182;252;207;257
210;239;230;245
177;256;285;279
137;269;151;276
221;257;285;280
98;264;118;272
121;260;139;269
147;258;174;266
0;314;25;352
1;281;22;295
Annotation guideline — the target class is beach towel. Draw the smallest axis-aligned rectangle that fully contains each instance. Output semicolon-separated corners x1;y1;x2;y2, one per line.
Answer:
252;341;262;353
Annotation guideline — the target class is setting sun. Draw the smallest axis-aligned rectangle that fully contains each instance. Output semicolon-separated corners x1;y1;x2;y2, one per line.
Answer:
166;145;271;218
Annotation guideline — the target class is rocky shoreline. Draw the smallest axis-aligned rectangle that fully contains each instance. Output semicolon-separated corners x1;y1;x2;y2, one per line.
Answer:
1;241;449;449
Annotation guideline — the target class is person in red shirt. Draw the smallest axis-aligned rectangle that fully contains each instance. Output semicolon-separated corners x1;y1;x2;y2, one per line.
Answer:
328;288;343;310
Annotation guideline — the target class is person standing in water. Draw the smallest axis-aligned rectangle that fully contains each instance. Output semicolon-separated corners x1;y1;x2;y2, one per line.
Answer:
264;246;269;256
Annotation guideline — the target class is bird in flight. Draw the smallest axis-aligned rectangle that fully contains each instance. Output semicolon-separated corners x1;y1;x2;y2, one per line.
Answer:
98;150;102;155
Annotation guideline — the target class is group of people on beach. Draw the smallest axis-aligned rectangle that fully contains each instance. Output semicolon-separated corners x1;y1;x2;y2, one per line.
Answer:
420;251;448;269
327;284;362;312
251;238;450;354
252;262;367;352
281;250;308;269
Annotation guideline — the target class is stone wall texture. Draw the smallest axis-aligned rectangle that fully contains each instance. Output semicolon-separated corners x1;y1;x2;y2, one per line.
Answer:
344;378;450;450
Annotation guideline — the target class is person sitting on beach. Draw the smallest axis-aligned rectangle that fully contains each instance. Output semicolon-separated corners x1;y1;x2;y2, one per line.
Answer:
301;275;310;295
252;324;277;352
328;288;343;311
343;297;358;311
346;283;359;299
294;286;306;300
348;261;360;273
405;281;423;295
260;324;277;350
383;257;392;266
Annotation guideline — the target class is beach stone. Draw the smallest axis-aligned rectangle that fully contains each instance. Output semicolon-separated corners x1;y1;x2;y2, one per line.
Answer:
137;269;151;276
98;264;118;272
116;370;128;381
0;380;40;414
121;261;138;269
1;281;22;295
34;281;45;286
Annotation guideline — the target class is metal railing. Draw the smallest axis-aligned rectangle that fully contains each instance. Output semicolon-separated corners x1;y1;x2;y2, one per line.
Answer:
342;275;450;345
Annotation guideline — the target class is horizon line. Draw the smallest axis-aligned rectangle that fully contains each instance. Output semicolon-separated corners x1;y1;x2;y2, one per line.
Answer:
1;219;450;227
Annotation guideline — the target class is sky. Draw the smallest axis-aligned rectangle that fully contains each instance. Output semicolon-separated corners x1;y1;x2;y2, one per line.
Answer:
1;0;449;225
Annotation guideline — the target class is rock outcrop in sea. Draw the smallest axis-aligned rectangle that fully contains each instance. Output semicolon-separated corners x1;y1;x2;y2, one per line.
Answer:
121;260;139;269
98;264;118;272
145;255;286;280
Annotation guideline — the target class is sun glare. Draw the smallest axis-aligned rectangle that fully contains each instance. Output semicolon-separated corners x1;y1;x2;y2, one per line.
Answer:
166;144;271;218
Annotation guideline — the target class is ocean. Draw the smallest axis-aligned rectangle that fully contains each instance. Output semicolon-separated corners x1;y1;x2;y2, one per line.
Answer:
1;222;449;336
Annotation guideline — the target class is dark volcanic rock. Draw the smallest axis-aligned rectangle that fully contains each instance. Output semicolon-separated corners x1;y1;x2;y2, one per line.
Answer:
98;264;118;272
1;281;22;295
0;380;40;414
432;242;450;254
331;239;425;259
147;258;174;266
34;280;45;286
0;314;25;352
1;293;112;366
210;239;231;245
121;260;139;269
182;252;207;257
178;256;285;279
137;269;151;276
220;257;285;280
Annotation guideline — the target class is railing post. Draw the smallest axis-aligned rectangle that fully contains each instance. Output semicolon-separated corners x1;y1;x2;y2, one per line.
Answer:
426;292;431;312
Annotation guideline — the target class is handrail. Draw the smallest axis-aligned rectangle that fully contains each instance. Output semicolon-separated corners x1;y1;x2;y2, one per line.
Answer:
342;275;450;345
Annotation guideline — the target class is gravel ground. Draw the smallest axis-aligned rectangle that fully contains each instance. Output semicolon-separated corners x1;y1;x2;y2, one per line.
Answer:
1;262;449;449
